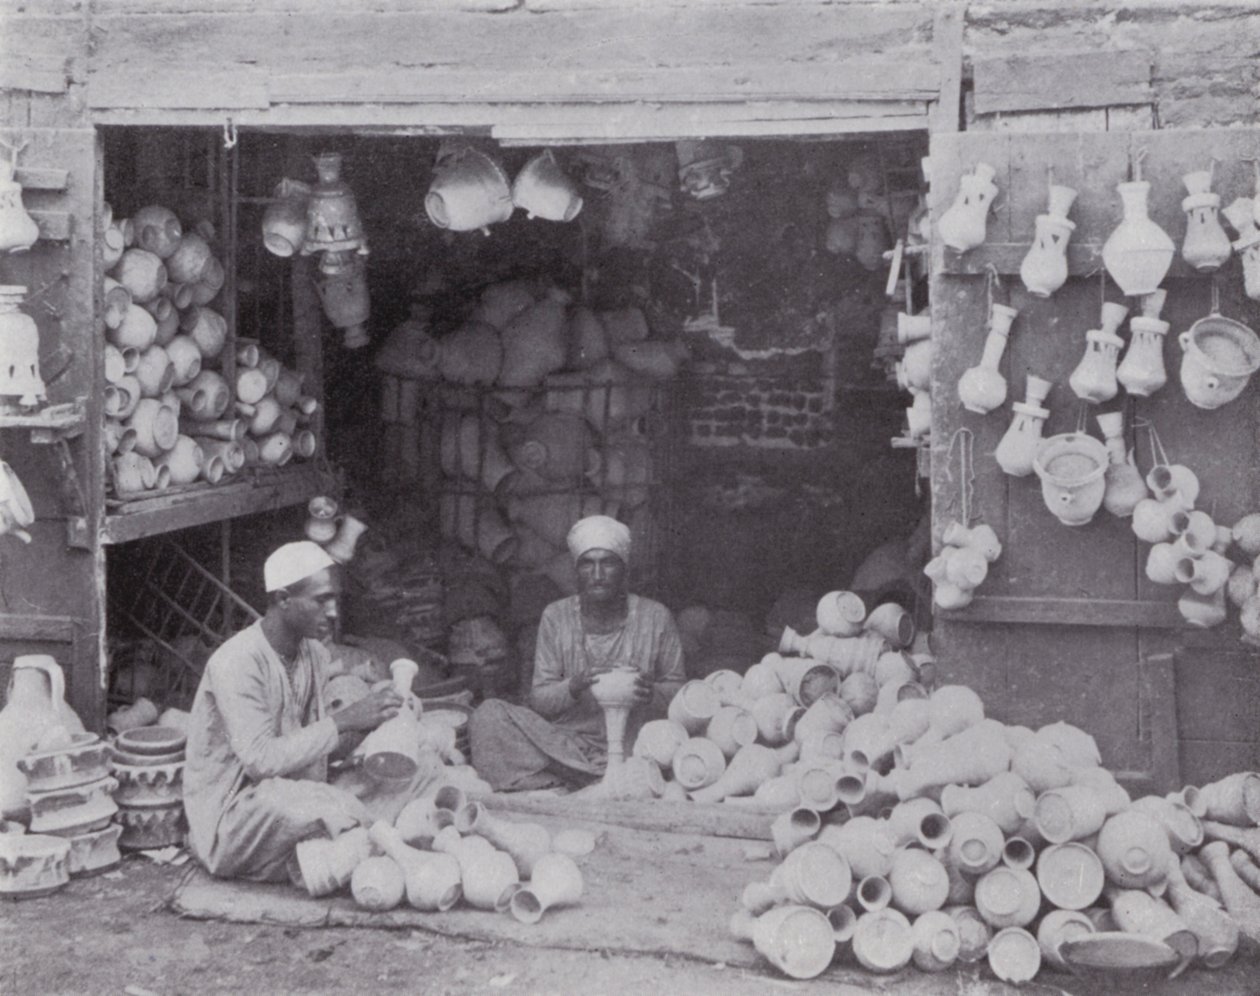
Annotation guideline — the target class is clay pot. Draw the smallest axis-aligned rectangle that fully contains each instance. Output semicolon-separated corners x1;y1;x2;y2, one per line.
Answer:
771;806;821;858
1037;909;1095;972
261;178;311;258
911;910;961;972
851;908;914;973
888;848;950;916
705;706;758;759
110;302;158;352
175;370;230;422
987;926;1041;983
730;904;835;979
957;304;1017;414
509;851;583;924
291;826;372;897
946;905;992;964
1200;842;1260;945
817;816;894;881
1033;433;1109;527
155;435;203;486
946;810;1004;877
1068;303;1128;404
667;680;721;735
973;865;1041;929
1178;311;1260;410
349;855;405;912
112;249;167;303
632;719;688;769
163;335;202;388
1198;772;1260;827
938;163;998;253
690;744;780;805
368;821;462;911
1117;290;1171;396
133;344;174;399
512;149;583;222
1035;785;1109;844
426;146;514;234
1096;810;1172;892
125;398;179;458
671;737;726;792
130;205;182;259
181;306;227;360
457;802;550;878
751;693;804;747
1102;180;1175;296
816;590;865;636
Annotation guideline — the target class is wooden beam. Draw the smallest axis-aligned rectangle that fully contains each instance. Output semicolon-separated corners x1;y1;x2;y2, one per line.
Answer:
493;114;928;144
941;596;1184;629
940;242;1201;281
928;3;963;134
0;612;77;643
484;791;775;840
973;50;1152;117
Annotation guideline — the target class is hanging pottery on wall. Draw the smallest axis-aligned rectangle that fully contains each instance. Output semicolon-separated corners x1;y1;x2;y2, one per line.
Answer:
1116;290;1169;397
261;178;312;258
1180;168;1231;272
0;286;46;410
1068;302;1129;404
675;141;744;201
994;375;1052;478
512;150;583;222
1223;196;1260;302
0;460;35;543
1102;178;1174;297
301;152;368;257
426;144;514;235
1032;433;1109;527
1096;412;1147;518
938;163;998;253
316;255;371;350
1177;306;1260;410
958;303;1018;415
1019;184;1077;298
0;147;40;254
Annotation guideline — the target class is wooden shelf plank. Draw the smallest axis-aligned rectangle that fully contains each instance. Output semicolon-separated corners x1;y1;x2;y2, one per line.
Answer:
485;791;774;841
940;595;1184;629
0;400;86;442
939;242;1203;280
68;463;333;548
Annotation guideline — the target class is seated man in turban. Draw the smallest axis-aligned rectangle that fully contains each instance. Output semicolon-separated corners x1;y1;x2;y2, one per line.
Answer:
183;541;405;882
470;514;686;791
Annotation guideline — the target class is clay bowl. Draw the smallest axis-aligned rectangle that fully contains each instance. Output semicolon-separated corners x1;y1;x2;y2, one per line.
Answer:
18;733;112;793
363;751;418;788
1060;932;1180;984
116;725;187;757
110;745;185;767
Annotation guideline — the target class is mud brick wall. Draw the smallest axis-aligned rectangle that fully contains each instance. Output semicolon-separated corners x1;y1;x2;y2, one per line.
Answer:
681;368;833;451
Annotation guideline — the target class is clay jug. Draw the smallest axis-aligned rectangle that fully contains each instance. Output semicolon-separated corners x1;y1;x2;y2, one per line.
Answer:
667;680;721;735
395;797;444;849
1102;180;1175;296
1097;810;1172;892
974;866;1040;928
368;821;462;911
1033;432;1109;527
426;145;513;234
438;320;502;386
156;435;204;486
125;398;179;458
1019;184;1077;298
690;744;779;804
851;908;914;973
748;840;852;911
863;602;914;648
1164;854;1240;968
349;855;405;912
181;306;227;360
706;706;758;759
507;412;594;482
994;375;1052;477
1068;302;1129;403
512;149;583;222
957;303;1017;414
1034;785;1109;844
632;719;688;769
815;590;865;636
751;694;804;748
0;287;46;408
941;772;1035;835
1181;170;1232;272
509;851;583;924
324;515;369;565
911;910;961;972
458;802;550;878
885;797;946;849
112;249;167;304
1037;909;1094;971
316;258;371;350
1117;289;1170;396
888;848;949;916
1108;888;1198;969
771;806;821;858
1096;412;1146;517
102;277;132;332
0;154;40;253
730;904;835;979
818;816;895;881
986;926;1041;983
0;656;85;817
164;335;202;388
947;810;1004;877
261;178;311;258
1175;549;1232;596
164;233;213;286
741;659;784;698
671;737;726;792
500;291;570;388
131;205;182;259
134;344;174;398
774;659;839;709
897;311;932;345
567;306;609;369
1200;820;1260;864
937;163;998;252
1200;842;1260;944
290;826;372;897
110;302;158;352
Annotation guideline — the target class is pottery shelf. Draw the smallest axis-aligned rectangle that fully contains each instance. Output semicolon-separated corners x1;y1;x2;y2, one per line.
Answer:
0;400;86;444
939;594;1183;629
68;462;333;548
940;243;1204;281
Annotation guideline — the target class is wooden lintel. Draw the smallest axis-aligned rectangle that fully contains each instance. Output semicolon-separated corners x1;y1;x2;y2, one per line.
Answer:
941;596;1184;629
973;50;1152;117
940;242;1200;281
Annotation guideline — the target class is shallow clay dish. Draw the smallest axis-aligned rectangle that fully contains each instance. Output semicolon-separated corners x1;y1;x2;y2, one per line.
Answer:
115;725;187;757
111;745;185;767
1061;932;1179;976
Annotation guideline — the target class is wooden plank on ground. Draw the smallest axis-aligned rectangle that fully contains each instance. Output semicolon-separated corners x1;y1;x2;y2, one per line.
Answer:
485;792;775;840
972;50;1152;116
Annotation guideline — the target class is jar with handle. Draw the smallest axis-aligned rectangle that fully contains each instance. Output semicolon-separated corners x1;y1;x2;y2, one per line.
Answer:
0;152;40;253
0;655;86;817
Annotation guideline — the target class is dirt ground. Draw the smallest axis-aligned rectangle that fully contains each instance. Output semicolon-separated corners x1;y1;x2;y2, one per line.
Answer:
6;856;1260;996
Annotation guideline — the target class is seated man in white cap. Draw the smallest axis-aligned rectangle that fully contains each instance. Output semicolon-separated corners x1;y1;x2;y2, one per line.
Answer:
184;540;404;882
470;514;686;791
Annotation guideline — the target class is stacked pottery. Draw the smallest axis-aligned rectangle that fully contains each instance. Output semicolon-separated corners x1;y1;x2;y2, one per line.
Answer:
18;732;122;878
924;521;1003;610
110;725;187;851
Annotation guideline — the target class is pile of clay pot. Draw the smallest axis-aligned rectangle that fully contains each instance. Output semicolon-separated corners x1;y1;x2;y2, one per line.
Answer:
655;646;1260;982
289;781;592;925
106;697;191;854
101;202;319;496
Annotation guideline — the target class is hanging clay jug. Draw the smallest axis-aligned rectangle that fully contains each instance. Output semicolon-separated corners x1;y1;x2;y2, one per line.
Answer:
851;908;915;973
0;655;85;818
0;286;46;409
426;145;514;235
0;153;40;254
368;821;462;911
112;249;167;304
316;257;371;350
261;178;311;258
512;150;583;222
937;163;998;253
1019;184;1077;298
958;303;1017;414
1033;432;1109;527
1068;302;1129;403
1178;309;1260;410
730;905;835;979
994;374;1052;477
301;152;368;256
130;205;182;260
1181;169;1232;272
1102;180;1175;296
1114;290;1168;397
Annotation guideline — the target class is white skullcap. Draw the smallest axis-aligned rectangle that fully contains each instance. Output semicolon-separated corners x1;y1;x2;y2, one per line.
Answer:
264;541;337;592
566;514;631;564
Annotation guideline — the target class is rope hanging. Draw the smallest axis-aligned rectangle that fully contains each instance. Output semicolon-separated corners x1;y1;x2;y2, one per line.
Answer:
944;426;977;528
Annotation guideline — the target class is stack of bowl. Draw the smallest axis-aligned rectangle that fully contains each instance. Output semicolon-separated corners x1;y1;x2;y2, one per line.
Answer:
110;725;187;850
18;732;123;878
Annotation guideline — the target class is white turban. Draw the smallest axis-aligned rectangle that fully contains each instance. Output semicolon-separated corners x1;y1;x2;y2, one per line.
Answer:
264;541;337;592
566;515;631;565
